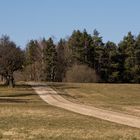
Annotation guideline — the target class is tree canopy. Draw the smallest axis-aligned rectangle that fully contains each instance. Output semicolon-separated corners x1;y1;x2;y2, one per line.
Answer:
0;35;24;87
0;30;140;85
23;30;140;83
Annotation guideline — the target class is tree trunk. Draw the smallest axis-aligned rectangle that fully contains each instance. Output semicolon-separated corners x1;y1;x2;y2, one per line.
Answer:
4;76;9;86
4;75;15;88
9;75;15;88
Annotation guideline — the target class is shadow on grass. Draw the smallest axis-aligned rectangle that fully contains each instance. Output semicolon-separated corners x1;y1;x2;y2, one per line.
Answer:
15;84;31;88
31;83;79;90
0;98;30;103
30;83;78;99
48;83;79;90
0;84;7;88
47;83;79;99
0;83;78;102
0;83;31;88
0;84;36;103
0;93;36;98
34;92;75;99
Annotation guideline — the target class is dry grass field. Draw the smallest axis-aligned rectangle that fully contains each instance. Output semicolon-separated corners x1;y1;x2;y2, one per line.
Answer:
50;83;140;117
0;82;140;140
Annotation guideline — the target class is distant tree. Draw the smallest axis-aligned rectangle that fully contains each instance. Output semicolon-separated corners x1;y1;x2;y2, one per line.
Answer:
68;29;92;64
55;39;66;81
25;40;42;81
104;41;120;82
90;30;105;81
134;34;140;83
42;38;57;81
0;35;24;87
118;32;136;82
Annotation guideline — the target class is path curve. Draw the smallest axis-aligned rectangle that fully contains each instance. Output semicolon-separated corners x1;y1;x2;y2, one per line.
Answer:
29;82;140;129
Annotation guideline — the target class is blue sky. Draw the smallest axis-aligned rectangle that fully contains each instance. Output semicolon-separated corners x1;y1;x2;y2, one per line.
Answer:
0;0;140;48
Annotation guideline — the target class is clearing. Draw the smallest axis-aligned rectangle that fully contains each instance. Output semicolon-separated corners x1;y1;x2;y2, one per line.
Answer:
29;82;140;129
0;82;140;140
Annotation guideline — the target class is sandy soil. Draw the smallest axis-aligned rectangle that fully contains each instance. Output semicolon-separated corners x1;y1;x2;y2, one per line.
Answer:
29;82;140;129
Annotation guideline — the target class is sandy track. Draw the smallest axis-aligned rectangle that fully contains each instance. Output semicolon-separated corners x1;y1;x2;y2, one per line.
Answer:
29;82;140;129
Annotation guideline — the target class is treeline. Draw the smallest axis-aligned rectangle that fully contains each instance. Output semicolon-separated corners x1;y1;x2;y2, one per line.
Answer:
23;29;140;83
0;29;140;86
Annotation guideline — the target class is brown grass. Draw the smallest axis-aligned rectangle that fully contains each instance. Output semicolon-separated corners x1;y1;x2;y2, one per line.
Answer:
0;82;140;140
50;83;140;117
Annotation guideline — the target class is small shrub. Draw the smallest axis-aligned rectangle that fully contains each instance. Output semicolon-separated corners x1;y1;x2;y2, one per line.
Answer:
64;64;98;83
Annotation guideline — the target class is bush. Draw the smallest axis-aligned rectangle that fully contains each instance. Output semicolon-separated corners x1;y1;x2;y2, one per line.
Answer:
64;64;98;83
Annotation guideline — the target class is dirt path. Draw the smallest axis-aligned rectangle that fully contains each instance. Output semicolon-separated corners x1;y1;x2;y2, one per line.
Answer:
29;82;140;129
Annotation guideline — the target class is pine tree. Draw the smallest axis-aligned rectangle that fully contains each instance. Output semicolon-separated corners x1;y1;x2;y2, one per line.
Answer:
55;39;66;81
104;41;120;82
68;30;92;64
42;38;57;81
118;32;136;82
134;34;140;83
90;30;104;81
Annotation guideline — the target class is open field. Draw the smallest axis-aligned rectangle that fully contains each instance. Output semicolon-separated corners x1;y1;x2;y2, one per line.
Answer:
0;83;140;140
49;83;140;117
